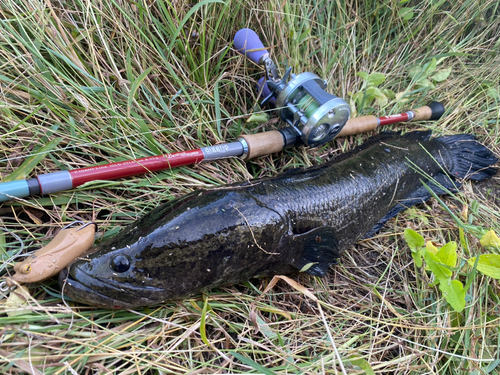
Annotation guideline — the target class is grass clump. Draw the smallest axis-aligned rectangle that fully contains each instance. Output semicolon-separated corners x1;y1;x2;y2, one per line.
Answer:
0;0;499;373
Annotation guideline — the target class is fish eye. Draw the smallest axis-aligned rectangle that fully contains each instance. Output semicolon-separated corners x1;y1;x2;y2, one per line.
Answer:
110;255;131;273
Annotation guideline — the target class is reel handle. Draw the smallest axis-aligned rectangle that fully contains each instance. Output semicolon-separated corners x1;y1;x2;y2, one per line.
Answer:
257;77;276;105
338;102;445;137
234;28;269;64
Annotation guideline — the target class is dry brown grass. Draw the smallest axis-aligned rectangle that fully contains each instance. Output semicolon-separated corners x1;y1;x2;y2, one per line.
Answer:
0;0;499;373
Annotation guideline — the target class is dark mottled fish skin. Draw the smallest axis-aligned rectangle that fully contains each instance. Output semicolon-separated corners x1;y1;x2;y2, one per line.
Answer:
60;132;497;308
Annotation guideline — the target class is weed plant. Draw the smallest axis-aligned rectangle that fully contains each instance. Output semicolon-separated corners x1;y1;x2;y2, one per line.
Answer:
0;0;499;373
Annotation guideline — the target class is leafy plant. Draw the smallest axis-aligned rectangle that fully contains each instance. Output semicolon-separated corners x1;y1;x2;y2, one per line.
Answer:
405;228;500;312
351;72;395;110
407;57;452;90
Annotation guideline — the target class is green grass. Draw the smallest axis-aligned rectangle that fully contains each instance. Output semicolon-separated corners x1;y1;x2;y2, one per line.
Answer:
0;0;499;373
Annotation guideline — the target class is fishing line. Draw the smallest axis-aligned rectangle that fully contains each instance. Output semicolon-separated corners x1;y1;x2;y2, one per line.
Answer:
0;225;28;294
0;226;25;275
0;107;284;164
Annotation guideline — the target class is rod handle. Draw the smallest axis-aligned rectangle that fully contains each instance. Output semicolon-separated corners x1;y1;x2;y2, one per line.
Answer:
234;28;269;64
337;116;378;137
238;130;284;160
412;101;445;121
338;102;445;137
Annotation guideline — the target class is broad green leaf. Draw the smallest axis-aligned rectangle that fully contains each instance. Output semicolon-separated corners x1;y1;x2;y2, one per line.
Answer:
426;241;438;255
382;88;396;99
246;112;269;124
399;7;414;21
404;228;424;249
366;86;383;98
408;65;421;79
468;254;500;279
395;91;410;103
480;230;500;248
436;241;457;268
411;249;423;268
431;68;452;82
375;92;388;107
485;359;500;374
356;72;369;80
368;72;385;86
3;138;61;182
416;78;436;89
350;357;375;375
487;87;499;100
439;279;466;312
425;250;452;281
423;58;438;77
256;316;278;339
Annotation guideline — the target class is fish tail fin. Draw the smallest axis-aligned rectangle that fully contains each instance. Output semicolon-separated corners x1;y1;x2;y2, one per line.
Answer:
436;134;498;181
364;134;497;238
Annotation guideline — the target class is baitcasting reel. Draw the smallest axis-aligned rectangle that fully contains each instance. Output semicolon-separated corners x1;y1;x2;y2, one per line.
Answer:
234;28;351;148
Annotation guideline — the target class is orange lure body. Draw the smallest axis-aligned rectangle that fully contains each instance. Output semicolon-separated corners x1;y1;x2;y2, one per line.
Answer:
6;223;96;285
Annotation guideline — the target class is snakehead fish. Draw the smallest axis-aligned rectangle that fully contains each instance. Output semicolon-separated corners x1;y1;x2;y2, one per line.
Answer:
60;131;497;308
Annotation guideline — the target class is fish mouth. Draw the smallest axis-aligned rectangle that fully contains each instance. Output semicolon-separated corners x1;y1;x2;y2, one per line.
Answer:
59;266;163;309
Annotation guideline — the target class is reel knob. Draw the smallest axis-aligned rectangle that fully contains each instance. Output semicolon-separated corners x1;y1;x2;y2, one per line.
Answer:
234;28;269;64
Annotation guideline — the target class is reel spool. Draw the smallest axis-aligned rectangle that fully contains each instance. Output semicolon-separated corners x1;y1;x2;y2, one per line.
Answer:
234;28;351;148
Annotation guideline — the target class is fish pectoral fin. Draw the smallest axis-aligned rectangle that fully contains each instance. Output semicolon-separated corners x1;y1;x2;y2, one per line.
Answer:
363;173;459;238
291;227;340;277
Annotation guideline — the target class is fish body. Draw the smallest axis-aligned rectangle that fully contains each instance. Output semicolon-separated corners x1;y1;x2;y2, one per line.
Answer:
60;132;497;308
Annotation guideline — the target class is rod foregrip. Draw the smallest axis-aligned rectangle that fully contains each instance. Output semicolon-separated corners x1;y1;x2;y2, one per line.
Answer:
337;116;378;137
238;131;284;160
338;102;445;137
234;28;268;64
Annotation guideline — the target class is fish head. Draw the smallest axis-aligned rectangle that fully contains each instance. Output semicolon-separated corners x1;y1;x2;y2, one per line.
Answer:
60;236;171;309
59;190;242;308
60;189;286;309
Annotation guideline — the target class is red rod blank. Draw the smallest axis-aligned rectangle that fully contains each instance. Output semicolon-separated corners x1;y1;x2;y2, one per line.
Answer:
69;149;204;188
378;113;411;126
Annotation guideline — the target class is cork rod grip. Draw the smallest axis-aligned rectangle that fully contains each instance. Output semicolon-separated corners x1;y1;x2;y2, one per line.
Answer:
412;101;445;121
411;105;433;121
337;116;378;137
338;102;444;137
238;131;284;160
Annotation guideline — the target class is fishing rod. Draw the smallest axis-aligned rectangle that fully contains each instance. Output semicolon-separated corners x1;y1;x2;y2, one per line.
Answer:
0;29;444;203
0;103;444;203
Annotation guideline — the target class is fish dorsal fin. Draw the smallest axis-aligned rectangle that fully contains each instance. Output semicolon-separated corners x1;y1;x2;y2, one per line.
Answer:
291;227;340;277
402;130;432;141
